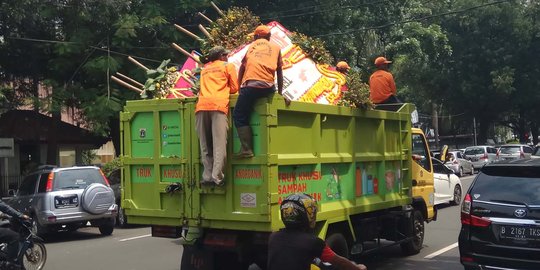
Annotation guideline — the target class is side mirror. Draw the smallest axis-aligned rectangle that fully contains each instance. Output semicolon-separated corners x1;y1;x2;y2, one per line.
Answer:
7;189;16;197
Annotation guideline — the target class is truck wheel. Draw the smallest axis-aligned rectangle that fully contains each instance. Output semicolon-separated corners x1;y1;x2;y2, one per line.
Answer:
400;210;424;255
326;233;349;258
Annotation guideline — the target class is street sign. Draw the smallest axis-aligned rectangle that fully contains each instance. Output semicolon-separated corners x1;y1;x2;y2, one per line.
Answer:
0;138;14;158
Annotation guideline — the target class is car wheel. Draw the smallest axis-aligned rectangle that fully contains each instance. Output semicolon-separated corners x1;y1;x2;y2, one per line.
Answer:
116;206;128;227
451;185;462;205
458;167;464;177
99;219;115;236
31;216;48;237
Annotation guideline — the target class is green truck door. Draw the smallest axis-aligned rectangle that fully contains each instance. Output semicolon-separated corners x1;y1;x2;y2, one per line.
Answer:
121;100;191;226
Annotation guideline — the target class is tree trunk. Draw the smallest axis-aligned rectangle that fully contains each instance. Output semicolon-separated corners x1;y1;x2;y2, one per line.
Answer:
531;121;539;145
109;116;121;157
46;111;60;165
477;118;490;145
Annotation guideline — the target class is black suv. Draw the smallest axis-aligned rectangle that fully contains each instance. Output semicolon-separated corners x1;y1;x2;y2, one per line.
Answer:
459;159;540;269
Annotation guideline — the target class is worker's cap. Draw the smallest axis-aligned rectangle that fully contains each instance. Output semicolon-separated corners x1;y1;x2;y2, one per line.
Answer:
336;61;351;70
374;56;392;66
207;46;230;60
253;25;271;36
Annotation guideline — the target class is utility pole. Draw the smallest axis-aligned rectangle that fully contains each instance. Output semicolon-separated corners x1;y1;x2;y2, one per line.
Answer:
432;103;440;149
473;117;478;146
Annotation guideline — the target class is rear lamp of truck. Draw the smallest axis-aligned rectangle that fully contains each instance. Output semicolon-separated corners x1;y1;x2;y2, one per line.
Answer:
45;172;54;192
461;194;491;227
151;225;182;238
204;232;238;249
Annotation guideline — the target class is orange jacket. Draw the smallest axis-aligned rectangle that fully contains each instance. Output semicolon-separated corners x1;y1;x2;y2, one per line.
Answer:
241;39;282;85
196;60;239;114
369;69;396;103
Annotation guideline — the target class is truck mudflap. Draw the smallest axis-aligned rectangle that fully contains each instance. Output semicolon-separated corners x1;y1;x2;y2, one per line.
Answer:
181;245;214;270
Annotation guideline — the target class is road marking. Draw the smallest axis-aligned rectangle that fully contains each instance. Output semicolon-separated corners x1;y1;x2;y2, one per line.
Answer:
119;234;152;242
424;242;459;259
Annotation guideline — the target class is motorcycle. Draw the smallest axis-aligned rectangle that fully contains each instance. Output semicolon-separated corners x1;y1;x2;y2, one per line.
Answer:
0;214;47;270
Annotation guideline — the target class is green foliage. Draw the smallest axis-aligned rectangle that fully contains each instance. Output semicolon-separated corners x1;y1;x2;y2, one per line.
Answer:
337;70;374;110
142;59;181;99
81;150;98;165
101;158;122;176
290;32;334;65
202;7;261;53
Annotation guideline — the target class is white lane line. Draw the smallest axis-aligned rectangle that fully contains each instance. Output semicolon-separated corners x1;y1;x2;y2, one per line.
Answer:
119;234;152;242
424;242;459;259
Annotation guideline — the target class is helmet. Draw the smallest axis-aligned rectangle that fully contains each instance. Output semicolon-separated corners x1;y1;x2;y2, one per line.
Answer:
280;193;318;229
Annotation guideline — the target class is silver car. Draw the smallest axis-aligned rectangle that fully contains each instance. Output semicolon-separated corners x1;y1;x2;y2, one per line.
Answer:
9;166;117;236
444;150;474;177
496;144;534;160
463;146;498;170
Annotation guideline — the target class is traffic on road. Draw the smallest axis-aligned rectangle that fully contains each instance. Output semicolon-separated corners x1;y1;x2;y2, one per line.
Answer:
34;174;476;270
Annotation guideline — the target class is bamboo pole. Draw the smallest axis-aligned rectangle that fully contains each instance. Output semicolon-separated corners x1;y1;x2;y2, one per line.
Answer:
127;56;149;71
198;12;213;24
198;24;212;39
171;43;202;64
179;74;196;87
116;72;144;88
174;24;202;41
111;76;143;93
210;1;224;16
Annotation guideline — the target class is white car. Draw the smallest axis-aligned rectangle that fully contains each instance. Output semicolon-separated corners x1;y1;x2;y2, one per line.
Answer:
432;158;462;206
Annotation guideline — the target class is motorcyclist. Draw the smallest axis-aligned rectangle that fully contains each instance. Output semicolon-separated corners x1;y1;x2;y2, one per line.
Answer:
268;193;367;270
0;199;30;268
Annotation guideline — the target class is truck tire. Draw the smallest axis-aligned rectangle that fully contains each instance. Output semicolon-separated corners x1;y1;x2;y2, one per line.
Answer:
400;210;424;255
326;233;349;258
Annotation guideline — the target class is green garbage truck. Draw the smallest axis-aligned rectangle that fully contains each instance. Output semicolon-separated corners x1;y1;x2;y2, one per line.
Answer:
119;96;435;269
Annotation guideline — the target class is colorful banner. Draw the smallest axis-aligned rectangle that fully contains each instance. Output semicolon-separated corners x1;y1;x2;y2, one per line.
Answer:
227;21;346;105
167;51;199;99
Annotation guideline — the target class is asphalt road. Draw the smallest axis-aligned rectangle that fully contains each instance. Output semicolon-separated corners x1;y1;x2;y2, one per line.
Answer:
42;174;475;270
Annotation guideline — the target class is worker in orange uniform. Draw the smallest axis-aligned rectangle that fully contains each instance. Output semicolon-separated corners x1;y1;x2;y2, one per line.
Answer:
336;61;350;75
335;61;350;92
196;46;239;186
233;25;288;158
369;56;401;104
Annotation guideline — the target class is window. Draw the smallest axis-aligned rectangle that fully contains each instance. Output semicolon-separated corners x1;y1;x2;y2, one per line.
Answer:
432;159;448;174
488;147;497;154
500;146;520;154
37;173;50;193
412;134;431;172
473;167;540;204
524;147;533;154
456;152;463;159
53;168;105;191
18;175;38;196
465;147;484;155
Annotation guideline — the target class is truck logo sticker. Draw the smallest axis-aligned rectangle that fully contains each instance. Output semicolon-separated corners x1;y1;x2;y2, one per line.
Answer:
162;125;167;130
139;128;146;138
233;166;263;185
240;193;256;208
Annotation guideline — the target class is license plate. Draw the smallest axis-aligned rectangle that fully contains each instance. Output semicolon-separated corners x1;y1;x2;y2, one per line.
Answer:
55;195;78;208
500;225;540;241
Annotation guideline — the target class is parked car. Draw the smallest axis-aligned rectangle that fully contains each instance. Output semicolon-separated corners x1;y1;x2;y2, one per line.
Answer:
459;159;540;269
463;145;498;171
432;158;462;206
496;144;534;160
9;165;117;237
444;150;474;177
532;146;540;159
107;168;128;227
